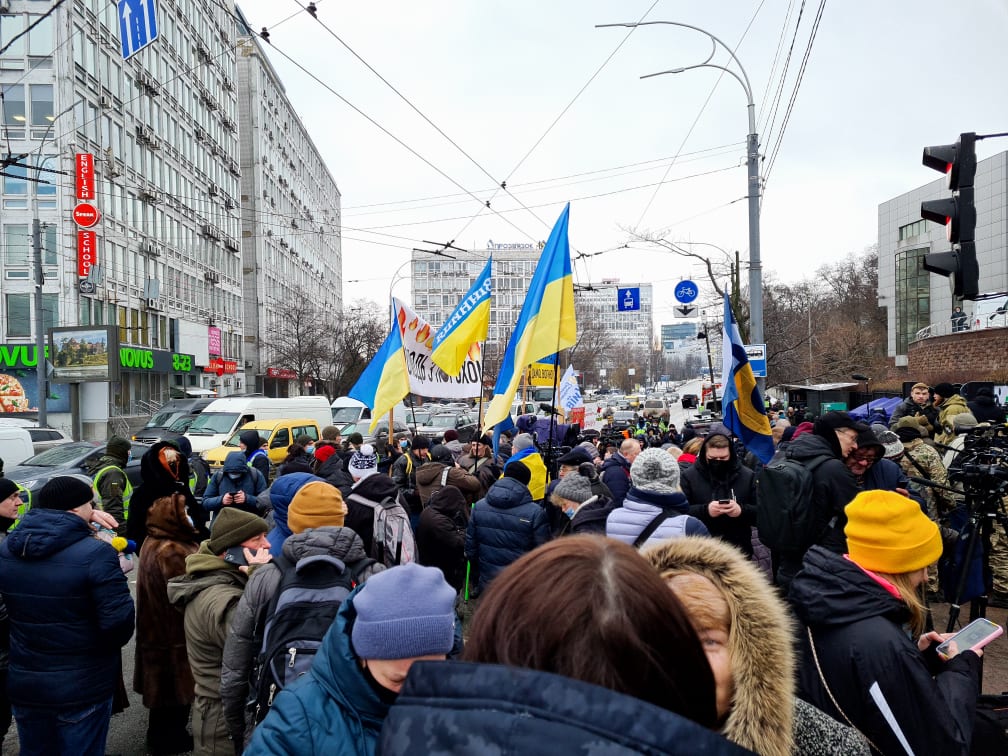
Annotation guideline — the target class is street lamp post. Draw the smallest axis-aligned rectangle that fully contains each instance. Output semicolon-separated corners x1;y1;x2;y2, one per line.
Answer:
597;20;764;383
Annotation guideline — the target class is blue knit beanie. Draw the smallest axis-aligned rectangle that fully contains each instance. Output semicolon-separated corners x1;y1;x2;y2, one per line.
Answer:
351;563;456;660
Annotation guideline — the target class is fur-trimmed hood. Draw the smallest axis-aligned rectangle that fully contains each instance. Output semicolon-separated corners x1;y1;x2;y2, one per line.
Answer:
643;536;794;756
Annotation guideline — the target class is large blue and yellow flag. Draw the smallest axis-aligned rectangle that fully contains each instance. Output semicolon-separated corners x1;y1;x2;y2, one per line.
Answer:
504;445;548;501
431;257;492;376
483;204;576;429
721;294;774;464
348;320;410;434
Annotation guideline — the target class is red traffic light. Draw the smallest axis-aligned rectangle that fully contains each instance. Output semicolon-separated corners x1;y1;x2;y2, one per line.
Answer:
922;133;977;190
921;188;975;244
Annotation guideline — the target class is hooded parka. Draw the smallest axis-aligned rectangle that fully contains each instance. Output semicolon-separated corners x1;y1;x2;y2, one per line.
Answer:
128;440;206;548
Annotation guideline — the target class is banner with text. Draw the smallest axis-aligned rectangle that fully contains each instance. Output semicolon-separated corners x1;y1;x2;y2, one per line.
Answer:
393;298;482;399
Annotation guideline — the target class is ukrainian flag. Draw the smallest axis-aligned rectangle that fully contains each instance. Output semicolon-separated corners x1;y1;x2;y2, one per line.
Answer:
348;320;410;434
431;257;492;376
504;446;548;501
721;294;774;464
483;204;576;430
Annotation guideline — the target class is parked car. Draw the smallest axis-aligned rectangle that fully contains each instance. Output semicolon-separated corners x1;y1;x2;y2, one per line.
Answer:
609;410;638;432
414;412;479;444
132;398;216;445
202;418;323;471
4;441;149;498
668;391;680;403
681;393;699;409
641;399;670;423
339;419;413;449
25;427;74;454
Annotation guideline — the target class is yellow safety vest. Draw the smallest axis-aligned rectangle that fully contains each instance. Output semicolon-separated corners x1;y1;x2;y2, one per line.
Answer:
92;465;134;519
11;483;30;530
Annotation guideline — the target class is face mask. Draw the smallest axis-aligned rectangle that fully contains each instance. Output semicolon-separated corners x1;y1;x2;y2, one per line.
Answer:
707;459;731;477
227;472;243;481
306;445;315;455
127;451;133;464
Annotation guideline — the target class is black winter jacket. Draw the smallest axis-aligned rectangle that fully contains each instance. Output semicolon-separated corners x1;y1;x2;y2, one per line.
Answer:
791;546;981;756
775;433;859;592
968;391;1007;425
465;477;549;594
888;397;939;433
0;508;135;708
380;661;751;756
128;440;207;548
681;434;757;555
416;485;469;591
600;453;633;506
315;453;354;500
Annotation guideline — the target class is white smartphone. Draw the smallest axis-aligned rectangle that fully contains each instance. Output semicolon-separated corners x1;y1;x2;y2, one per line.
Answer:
936;617;1003;661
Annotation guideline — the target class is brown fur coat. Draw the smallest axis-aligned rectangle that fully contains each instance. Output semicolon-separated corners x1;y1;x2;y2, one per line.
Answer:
643;536;796;756
133;494;200;708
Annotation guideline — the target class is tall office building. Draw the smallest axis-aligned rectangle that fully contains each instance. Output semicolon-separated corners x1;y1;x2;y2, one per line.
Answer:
0;1;341;436
234;19;342;396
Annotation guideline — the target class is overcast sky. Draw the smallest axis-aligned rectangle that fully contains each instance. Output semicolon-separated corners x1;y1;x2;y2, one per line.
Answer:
235;0;1008;324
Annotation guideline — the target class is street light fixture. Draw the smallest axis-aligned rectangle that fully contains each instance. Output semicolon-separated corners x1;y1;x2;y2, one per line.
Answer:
596;20;764;384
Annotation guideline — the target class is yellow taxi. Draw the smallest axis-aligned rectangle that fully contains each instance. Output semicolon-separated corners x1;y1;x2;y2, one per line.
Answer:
202;418;322;470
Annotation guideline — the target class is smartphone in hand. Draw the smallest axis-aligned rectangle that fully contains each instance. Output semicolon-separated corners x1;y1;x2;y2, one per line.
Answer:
937;618;1003;660
222;546;248;566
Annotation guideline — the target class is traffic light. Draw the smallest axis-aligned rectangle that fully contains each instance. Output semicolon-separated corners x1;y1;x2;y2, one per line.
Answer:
921;132;979;299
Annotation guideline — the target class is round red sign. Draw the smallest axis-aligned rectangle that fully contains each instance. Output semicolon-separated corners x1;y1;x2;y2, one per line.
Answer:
72;202;101;228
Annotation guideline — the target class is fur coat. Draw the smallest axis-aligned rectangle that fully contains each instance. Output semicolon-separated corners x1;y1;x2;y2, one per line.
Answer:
643;536;868;756
133;494;201;708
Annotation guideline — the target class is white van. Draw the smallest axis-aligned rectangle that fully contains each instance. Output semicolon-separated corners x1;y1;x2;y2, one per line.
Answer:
184;396;333;453
331;396;372;426
0;426;35;468
973;296;1008;330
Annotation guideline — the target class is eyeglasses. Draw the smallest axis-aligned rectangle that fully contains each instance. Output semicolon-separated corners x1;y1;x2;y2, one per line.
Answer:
850;452;877;464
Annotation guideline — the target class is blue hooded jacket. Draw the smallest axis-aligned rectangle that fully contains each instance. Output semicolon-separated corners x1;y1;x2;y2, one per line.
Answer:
245;585;390;756
0;508;135;708
203;451;267;514
265;472;325;553
381;661;753;755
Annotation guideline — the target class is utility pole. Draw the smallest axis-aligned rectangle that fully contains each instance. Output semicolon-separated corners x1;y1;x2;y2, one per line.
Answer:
32;218;47;427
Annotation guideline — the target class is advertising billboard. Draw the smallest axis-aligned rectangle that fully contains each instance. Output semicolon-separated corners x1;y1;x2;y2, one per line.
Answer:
49;327;119;383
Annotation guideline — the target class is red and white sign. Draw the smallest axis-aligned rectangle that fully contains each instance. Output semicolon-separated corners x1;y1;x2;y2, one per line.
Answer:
208;326;222;356
75;153;95;200
266;367;298;379
77;230;96;278
72;202;101;228
203;357;237;375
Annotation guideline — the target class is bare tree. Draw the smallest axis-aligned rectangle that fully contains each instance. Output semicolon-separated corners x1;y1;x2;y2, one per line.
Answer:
259;299;330;395
316;300;387;398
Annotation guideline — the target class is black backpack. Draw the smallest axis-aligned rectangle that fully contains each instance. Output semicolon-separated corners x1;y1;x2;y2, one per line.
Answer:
756;451;833;552
250;552;374;724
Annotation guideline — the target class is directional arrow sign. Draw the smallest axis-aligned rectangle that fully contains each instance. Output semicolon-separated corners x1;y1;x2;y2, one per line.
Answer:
617;287;640;312
119;0;159;60
674;304;698;318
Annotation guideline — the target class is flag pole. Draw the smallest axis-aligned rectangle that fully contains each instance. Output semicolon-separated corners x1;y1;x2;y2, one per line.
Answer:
476;340;485;432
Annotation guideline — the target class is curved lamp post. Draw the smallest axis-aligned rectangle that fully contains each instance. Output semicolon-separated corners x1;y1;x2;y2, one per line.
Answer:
597;20;764;383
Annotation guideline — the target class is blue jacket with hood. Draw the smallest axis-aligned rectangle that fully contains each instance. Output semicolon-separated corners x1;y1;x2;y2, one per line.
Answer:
244;585;390;756
265;472;324;553
464;476;550;594
0;507;135;708
203;451;267;515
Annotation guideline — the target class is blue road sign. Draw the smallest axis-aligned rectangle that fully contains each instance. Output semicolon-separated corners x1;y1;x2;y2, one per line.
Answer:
119;0;158;60
617;287;640;312
674;279;699;304
745;343;767;378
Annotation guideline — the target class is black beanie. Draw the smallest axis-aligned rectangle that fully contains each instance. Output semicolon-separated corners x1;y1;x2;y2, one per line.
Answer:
0;478;19;501
37;476;93;511
503;463;532;486
106;436;131;461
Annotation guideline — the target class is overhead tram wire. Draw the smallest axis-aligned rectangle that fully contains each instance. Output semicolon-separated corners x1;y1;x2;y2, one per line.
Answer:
632;0;768;228
763;0;826;187
756;0;797;128
253;31;544;249
760;0;806;150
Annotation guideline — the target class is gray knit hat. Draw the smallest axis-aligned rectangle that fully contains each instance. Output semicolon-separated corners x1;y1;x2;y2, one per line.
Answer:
553;473;594;504
630;448;681;494
871;424;904;459
350;563;456;660
578;440;600;461
512;433;535;452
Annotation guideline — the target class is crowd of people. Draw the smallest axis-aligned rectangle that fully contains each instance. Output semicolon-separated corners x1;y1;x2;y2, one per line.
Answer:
0;380;1004;755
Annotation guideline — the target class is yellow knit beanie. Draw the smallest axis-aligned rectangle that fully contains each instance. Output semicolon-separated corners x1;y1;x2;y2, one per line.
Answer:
287;481;347;534
844;490;942;574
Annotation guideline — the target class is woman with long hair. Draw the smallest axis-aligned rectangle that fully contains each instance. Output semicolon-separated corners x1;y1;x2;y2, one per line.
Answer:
791;489;983;755
380;536;748;755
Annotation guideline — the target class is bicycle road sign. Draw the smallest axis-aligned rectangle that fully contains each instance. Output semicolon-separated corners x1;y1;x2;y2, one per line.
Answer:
674;279;699;304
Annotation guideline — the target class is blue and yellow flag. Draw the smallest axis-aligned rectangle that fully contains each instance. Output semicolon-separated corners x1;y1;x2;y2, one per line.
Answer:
483;204;576;430
348;320;410;434
721;294;774;464
431;257;492;376
504;445;548;501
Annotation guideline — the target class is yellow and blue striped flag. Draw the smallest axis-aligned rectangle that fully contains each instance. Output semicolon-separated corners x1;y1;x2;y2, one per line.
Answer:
721;294;774;463
483;204;576;430
504;445;548;501
431;257;492;376
348;320;410;434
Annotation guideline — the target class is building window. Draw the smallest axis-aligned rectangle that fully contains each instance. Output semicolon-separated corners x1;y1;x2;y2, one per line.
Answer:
898;219;928;241
895;247;930;353
5;294;30;337
42;293;57;332
3;224;29;266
